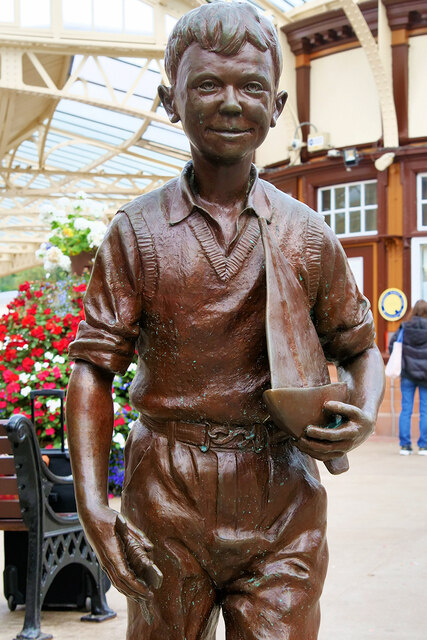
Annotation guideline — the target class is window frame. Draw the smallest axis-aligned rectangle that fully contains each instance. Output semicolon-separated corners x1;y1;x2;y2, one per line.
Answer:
417;173;427;231
411;236;427;306
317;179;378;238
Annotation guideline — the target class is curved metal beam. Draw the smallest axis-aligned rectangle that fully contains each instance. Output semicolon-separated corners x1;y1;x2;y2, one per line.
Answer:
339;0;398;149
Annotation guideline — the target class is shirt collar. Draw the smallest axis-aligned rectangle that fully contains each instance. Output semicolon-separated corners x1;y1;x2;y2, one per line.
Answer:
169;161;272;226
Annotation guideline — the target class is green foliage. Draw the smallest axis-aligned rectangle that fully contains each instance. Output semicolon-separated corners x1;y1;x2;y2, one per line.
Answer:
0;266;45;292
0;275;135;495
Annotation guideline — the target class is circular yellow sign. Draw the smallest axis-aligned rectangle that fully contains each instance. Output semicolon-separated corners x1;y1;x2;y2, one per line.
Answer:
378;288;408;321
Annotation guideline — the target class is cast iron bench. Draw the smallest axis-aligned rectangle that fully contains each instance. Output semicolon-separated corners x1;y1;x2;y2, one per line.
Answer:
0;414;115;640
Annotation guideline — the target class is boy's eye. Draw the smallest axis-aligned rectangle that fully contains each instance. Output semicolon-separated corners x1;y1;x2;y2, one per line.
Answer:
245;82;263;93
199;80;217;92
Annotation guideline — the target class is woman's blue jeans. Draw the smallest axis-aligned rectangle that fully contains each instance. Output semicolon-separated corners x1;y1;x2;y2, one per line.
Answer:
399;376;427;448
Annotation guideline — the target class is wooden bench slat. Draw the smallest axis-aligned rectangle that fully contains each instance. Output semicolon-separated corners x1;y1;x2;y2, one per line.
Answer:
0;499;22;519
0;519;27;531
0;456;16;475
0;476;18;494
0;422;7;436
0;436;13;455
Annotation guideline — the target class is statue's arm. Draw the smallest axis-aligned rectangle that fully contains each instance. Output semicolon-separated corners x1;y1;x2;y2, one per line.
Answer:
296;345;385;461
67;360;162;610
295;223;385;461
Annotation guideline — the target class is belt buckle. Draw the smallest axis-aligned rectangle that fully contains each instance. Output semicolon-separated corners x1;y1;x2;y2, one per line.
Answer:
199;424;211;452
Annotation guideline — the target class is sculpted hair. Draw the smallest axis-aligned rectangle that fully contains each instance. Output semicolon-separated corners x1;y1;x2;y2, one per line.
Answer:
164;1;282;86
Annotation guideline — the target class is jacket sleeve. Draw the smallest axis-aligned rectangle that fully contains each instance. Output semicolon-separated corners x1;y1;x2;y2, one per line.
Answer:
68;212;144;375
313;223;376;364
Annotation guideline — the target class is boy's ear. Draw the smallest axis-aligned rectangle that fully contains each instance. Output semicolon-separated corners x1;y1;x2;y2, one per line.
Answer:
270;90;288;128
158;85;180;123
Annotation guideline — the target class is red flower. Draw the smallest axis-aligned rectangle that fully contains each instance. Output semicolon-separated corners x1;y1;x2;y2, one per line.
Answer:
5;348;17;362
52;366;62;379
19;282;30;292
43;382;56;390
3;370;19;384
34;290;43;298
45;427;55;436
45;319;63;335
0;401;7;409
22;357;35;373
43;308;52;316
22;314;36;328
30;326;46;341
31;347;44;358
52;338;69;354
6;382;20;394
73;283;87;293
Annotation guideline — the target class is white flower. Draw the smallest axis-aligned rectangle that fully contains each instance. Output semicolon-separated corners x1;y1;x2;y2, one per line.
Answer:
113;402;121;413
39;205;68;225
46;398;61;412
112;432;126;447
128;363;137;372
45;352;54;360
50;208;68;224
52;355;65;364
30;374;37;382
40;246;71;273
34;362;42;372
73;216;91;231
39;204;55;224
19;373;30;384
87;220;107;248
42;362;49;368
21;386;32;397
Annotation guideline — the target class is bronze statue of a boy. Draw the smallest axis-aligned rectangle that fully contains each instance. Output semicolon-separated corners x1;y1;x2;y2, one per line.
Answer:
67;3;384;638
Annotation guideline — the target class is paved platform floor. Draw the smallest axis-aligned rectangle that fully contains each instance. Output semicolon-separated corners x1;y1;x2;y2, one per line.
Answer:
1;438;426;639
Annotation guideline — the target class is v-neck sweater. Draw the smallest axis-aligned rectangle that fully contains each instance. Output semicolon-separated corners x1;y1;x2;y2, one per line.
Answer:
69;164;375;426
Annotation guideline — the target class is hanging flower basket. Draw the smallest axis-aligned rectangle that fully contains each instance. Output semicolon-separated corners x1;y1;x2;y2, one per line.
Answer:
36;194;108;277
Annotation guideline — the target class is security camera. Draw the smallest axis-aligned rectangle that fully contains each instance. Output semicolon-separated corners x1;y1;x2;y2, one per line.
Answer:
290;138;304;150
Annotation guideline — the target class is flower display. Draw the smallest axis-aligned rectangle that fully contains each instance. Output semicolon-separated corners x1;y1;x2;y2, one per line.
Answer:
0;276;136;494
36;243;72;273
37;193;109;273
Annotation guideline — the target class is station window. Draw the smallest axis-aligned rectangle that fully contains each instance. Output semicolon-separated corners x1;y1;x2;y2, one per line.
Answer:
411;237;427;305
417;174;427;230
62;0;154;35
318;180;377;237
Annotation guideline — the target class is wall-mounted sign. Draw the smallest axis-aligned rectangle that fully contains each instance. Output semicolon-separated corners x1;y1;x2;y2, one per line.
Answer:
378;288;408;321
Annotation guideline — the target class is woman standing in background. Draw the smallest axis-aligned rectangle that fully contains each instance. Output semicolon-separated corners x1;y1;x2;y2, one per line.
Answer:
390;300;427;455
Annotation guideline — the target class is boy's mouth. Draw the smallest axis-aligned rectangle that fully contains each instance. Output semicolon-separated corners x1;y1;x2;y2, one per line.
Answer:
207;127;253;135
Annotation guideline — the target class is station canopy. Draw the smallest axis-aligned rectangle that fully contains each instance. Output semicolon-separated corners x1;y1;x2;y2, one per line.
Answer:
0;0;312;276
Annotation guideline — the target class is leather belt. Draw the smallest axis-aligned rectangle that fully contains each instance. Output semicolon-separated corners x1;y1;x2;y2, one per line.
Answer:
142;417;288;453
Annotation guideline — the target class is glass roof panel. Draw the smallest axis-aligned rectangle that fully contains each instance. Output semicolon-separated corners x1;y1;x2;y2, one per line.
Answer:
21;0;50;28
1;0;314;237
62;0;92;29
0;0;14;22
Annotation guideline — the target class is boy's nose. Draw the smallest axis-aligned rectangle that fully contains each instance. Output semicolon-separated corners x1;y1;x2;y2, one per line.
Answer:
219;86;242;115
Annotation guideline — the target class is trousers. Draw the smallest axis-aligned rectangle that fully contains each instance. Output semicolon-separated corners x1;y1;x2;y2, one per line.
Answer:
399;376;427;448
121;420;328;640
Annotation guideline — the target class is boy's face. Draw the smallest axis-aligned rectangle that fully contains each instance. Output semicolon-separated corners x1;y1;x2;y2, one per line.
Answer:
160;42;287;165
